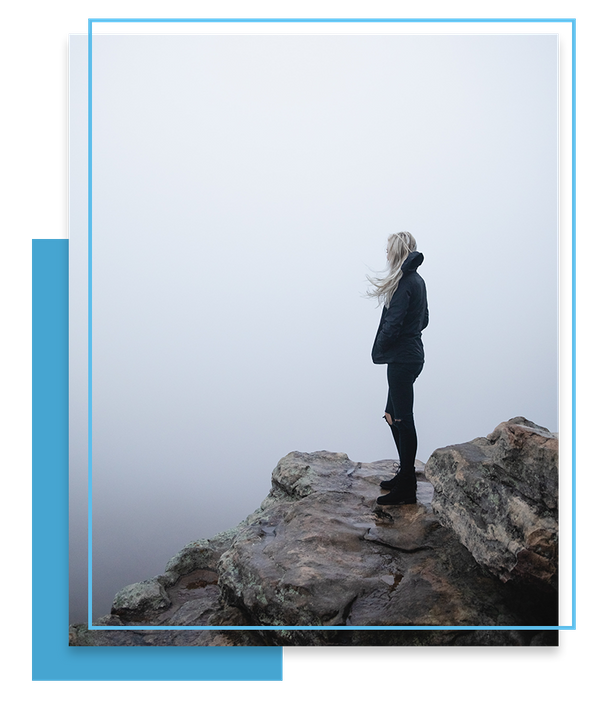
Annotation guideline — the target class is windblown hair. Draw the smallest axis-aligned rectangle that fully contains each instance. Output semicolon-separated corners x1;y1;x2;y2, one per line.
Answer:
366;231;417;307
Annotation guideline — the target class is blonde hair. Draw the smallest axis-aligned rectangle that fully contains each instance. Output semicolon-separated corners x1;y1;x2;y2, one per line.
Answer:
366;231;417;307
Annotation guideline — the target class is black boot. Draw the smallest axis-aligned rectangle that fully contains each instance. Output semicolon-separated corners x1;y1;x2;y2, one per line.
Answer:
377;474;417;505
380;462;401;489
376;487;417;506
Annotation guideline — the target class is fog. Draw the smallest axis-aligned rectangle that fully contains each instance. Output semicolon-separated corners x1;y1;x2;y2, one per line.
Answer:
69;33;558;623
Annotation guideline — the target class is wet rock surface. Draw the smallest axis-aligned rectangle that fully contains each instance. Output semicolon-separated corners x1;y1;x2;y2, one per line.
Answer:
70;427;558;647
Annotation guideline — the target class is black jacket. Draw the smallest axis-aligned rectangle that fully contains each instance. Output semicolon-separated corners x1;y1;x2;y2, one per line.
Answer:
371;251;429;365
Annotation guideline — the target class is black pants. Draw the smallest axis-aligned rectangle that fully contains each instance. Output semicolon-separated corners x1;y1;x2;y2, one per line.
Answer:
384;361;423;495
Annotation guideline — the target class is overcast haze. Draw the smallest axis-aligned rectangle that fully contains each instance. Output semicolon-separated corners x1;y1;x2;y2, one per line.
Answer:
69;33;558;622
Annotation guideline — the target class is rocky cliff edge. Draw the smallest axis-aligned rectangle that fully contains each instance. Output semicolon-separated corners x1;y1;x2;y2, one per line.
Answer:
70;417;558;647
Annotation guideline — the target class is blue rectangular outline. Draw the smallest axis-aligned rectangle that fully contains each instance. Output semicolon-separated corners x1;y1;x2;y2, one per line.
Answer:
87;17;576;632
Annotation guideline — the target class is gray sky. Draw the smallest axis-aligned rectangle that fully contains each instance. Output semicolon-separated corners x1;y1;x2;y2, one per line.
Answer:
70;33;558;621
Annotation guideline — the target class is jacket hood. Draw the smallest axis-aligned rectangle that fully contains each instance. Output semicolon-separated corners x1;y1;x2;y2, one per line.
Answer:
401;251;424;273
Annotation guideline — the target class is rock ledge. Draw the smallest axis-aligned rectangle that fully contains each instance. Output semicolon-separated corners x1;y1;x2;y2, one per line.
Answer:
70;420;558;647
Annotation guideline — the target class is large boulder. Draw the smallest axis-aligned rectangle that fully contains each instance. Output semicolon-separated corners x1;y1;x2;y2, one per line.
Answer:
424;417;558;590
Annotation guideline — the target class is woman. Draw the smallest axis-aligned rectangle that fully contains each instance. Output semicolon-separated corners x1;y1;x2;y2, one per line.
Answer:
367;231;429;506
